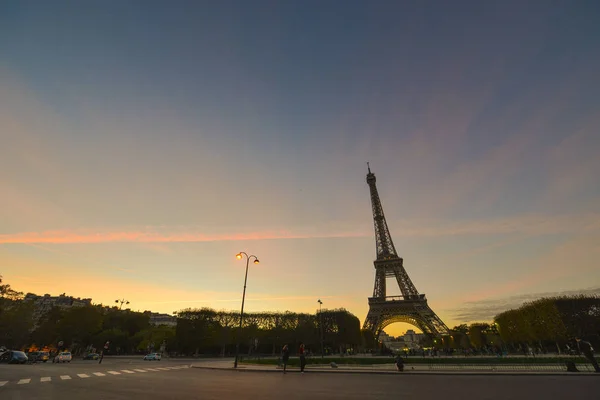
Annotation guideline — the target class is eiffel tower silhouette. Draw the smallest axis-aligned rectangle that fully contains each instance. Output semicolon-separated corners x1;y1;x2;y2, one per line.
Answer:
363;164;449;338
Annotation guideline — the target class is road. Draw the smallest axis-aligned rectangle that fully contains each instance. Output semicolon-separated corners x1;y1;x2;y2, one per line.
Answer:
1;357;598;399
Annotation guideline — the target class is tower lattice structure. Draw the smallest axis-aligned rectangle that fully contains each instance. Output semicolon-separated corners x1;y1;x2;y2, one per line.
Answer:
363;164;449;338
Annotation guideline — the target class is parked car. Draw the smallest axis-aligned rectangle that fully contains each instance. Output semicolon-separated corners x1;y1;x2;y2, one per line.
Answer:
27;351;50;363
0;350;28;364
83;353;100;360
143;353;161;361
53;352;72;363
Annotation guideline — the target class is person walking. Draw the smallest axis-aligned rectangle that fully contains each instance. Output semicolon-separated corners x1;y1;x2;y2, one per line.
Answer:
576;338;600;372
395;354;404;372
281;345;290;374
298;342;306;373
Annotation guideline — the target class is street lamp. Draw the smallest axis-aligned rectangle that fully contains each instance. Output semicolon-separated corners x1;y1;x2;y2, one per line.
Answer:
318;299;324;358
234;252;259;368
115;298;130;310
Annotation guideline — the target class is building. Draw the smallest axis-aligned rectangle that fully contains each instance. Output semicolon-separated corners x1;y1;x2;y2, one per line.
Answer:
379;331;393;346
146;312;177;327
403;329;424;349
24;293;92;326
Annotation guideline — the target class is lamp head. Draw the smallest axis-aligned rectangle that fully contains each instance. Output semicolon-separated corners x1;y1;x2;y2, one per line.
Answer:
253;258;260;264
236;253;242;260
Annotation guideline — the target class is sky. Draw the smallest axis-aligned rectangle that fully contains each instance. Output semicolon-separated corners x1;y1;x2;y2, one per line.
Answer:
1;1;599;336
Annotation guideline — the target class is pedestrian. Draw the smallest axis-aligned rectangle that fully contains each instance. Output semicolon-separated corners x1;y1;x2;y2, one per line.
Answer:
99;350;104;364
395;354;404;372
576;338;600;372
281;345;290;374
299;342;306;373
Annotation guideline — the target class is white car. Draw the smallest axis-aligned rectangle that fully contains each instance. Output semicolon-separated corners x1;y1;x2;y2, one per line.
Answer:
143;353;161;361
54;352;72;363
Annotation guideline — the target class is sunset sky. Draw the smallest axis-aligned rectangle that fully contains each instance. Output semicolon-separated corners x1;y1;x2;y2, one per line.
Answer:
1;1;599;336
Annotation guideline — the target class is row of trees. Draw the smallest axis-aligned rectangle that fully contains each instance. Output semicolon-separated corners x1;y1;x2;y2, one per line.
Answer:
1;276;173;354
174;307;371;356
3;275;598;355
1;276;369;356
494;295;600;351
423;296;599;353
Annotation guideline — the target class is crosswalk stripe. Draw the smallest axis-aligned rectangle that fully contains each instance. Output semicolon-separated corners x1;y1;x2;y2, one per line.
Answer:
0;381;8;387
107;371;121;375
93;372;106;377
121;370;135;374
17;379;31;385
145;368;159;371
60;375;71;380
40;377;51;382
133;369;147;372
156;367;169;370
77;374;90;378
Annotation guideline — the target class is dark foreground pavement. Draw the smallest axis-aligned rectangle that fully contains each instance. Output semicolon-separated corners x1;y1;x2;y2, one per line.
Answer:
1;365;598;400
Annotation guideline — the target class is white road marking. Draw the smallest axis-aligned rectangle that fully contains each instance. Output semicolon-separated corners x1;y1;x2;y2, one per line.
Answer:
133;369;147;372
17;379;31;385
156;367;169;370
107;371;121;375
40;377;51;382
77;374;90;378
60;375;71;380
93;372;106;377
121;370;135;374
145;368;159;371
0;381;8;387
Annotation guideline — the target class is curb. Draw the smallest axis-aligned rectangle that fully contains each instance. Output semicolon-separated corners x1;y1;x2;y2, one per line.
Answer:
190;365;600;377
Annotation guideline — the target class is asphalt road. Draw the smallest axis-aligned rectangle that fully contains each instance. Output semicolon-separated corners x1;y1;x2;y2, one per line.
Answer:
1;359;598;400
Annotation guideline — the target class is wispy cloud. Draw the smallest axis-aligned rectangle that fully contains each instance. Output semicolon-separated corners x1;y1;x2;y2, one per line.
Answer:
0;228;366;244
2;212;599;244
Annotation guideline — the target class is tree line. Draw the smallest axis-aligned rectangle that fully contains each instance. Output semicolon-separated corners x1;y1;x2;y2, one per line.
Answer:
1;276;369;355
494;295;600;352
174;307;371;356
3;275;598;355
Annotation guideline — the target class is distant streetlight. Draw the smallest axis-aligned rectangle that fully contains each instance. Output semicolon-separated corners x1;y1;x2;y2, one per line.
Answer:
233;252;259;368
115;298;130;310
318;299;324;358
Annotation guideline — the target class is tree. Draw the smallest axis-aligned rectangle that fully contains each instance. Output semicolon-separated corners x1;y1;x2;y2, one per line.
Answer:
0;298;34;349
134;325;175;353
495;295;600;351
0;275;23;301
468;323;489;348
30;306;64;348
57;306;103;352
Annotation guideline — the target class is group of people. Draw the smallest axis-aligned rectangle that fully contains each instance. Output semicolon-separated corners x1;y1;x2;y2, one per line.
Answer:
280;343;306;374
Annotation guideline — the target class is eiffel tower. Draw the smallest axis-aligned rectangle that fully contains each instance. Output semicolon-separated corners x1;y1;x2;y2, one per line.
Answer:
363;164;449;338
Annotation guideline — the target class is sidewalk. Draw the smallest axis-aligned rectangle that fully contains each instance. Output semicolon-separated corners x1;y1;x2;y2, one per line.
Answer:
190;360;600;376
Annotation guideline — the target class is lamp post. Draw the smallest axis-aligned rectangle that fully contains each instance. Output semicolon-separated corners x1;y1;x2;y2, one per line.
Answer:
115;298;129;310
234;252;260;368
318;299;324;358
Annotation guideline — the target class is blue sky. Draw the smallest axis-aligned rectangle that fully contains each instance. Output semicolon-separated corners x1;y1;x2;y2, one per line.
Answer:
1;1;599;335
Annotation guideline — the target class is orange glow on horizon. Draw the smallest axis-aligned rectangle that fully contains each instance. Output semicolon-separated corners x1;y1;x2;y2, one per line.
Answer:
0;229;368;244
